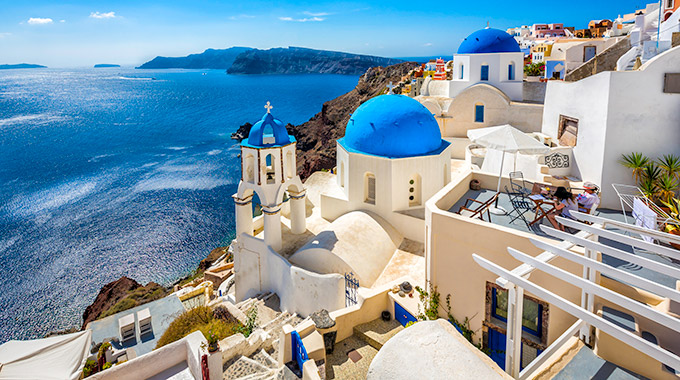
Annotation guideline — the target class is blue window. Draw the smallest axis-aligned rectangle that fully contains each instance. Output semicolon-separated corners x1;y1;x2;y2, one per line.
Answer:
508;64;515;80
481;65;489;81
459;64;464;79
475;105;484;123
492;287;542;337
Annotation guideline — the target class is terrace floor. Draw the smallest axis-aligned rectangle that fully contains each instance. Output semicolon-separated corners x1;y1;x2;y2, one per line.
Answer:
448;189;680;288
553;344;646;380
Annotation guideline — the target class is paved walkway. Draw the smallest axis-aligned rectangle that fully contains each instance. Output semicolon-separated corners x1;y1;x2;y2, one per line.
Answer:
325;335;378;380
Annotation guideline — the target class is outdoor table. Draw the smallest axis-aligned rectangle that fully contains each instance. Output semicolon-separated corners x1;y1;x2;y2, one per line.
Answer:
528;194;556;226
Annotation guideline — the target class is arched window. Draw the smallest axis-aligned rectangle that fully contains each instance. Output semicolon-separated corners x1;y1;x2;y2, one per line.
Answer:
475;103;485;123
265;153;275;184
408;174;422;207
285;151;294;179
508;62;515;81
480;64;489;81
263;125;274;144
244;154;255;183
364;172;376;205
459;64;464;80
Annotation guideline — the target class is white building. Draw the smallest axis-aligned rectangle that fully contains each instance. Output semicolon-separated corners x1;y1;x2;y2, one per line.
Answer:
541;45;680;209
421;28;525;101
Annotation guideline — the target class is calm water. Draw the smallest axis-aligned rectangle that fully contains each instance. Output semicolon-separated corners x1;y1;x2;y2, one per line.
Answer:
0;68;358;342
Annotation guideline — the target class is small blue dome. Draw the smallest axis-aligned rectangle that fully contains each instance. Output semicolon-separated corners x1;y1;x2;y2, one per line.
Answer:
342;95;443;158
457;28;521;54
245;112;292;147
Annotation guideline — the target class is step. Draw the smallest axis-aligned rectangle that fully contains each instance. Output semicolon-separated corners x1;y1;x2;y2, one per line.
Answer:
224;356;271;380
251;349;279;370
353;318;404;350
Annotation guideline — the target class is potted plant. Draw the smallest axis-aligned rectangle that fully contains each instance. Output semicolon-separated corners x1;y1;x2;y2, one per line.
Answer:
662;197;680;249
207;330;219;353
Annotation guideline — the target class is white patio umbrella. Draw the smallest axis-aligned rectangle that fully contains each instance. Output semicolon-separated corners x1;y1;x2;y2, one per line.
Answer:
467;124;550;214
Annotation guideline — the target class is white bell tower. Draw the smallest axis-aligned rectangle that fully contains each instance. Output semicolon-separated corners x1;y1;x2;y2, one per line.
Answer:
233;102;306;251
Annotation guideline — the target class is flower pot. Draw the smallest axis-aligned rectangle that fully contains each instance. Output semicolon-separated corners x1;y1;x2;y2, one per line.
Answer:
668;228;680;250
208;341;219;353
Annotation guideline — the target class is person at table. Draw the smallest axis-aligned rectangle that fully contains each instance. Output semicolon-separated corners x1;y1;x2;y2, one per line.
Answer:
547;187;578;231
577;182;600;213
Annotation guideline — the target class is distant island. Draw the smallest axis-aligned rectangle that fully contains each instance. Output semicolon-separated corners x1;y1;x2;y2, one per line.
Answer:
94;64;121;68
137;47;251;70
227;47;404;75
137;46;403;75
0;63;47;70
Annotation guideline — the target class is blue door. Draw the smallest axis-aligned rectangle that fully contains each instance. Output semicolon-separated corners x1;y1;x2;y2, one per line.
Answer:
394;302;417;326
481;65;489;81
488;328;507;370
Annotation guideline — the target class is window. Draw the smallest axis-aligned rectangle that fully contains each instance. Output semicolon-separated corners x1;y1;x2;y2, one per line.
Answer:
265;153;275;184
364;172;376;204
508;63;515;80
480;65;489;81
285;151;294;179
558;115;579;147
459;64;464;80
475;104;484;123
667;0;673;9
491;287;542;337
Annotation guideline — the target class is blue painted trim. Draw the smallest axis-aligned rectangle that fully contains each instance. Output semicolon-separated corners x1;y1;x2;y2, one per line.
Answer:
338;138;450;159
240;136;297;149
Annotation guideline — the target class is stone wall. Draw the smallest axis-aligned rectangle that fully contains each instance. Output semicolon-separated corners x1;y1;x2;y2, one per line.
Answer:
673;32;680;48
522;81;547;103
565;37;631;82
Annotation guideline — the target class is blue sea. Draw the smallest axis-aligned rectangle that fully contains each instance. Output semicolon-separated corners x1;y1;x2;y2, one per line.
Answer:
0;68;358;342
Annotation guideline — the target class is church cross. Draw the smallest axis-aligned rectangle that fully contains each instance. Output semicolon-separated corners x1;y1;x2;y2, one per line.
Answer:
264;101;273;113
386;82;394;94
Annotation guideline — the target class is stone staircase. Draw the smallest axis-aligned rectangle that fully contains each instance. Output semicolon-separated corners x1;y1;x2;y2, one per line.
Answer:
222;293;305;379
352;318;404;351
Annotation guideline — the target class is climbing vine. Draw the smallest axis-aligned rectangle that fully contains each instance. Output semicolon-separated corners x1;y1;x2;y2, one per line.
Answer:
415;283;489;355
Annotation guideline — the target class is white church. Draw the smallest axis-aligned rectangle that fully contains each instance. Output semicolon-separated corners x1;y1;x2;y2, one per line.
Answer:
231;94;451;316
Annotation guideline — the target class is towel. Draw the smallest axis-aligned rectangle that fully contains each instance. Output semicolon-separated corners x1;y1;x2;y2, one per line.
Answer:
633;198;657;242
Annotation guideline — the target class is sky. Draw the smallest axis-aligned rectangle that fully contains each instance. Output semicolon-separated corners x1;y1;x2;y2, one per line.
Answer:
0;0;651;67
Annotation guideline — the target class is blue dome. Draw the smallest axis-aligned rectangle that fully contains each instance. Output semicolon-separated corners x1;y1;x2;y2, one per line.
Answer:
245;112;292;147
341;95;443;158
457;28;521;54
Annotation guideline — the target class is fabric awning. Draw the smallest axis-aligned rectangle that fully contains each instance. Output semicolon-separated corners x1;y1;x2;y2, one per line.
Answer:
0;330;92;380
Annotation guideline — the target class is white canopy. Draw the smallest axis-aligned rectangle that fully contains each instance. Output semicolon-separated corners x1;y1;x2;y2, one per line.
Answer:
0;330;92;380
467;124;550;155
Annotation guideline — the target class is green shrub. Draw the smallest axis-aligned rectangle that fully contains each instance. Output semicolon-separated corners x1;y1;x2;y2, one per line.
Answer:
234;306;258;338
82;359;97;378
524;62;545;77
97;341;111;361
155;306;241;348
100;298;137;319
102;362;112;370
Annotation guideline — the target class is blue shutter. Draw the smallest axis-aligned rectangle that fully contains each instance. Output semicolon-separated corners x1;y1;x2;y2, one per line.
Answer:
481;65;489;81
508;64;515;80
475;105;484;123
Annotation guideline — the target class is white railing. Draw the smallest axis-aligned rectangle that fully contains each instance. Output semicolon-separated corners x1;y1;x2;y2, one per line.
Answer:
476;211;680;378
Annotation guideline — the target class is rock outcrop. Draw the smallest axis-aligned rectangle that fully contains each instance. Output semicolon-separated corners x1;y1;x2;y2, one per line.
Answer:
137;47;252;69
227;47;404;75
82;277;141;328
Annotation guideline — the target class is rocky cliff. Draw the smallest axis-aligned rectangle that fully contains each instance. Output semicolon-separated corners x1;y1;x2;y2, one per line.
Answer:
137;47;252;69
227;47;404;75
232;61;419;178
81;277;168;329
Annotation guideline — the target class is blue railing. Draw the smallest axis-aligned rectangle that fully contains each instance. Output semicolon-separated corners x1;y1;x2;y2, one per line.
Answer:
291;331;308;374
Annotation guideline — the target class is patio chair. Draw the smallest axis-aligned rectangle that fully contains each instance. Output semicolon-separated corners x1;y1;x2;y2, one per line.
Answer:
509;171;531;196
458;192;500;222
505;186;535;228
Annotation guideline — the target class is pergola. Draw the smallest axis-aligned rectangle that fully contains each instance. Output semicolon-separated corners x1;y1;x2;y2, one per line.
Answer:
473;211;680;379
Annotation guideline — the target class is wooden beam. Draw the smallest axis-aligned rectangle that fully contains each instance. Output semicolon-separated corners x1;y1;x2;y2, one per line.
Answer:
519;320;585;380
530;237;680;303
540;225;680;280
506;247;680;332
572;211;680;245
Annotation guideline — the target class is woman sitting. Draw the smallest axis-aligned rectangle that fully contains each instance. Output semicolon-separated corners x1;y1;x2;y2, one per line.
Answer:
547;187;578;231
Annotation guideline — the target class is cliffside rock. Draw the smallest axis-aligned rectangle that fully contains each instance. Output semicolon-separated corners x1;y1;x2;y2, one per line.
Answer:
82;277;141;329
290;61;418;179
137;47;252;69
227;47;404;75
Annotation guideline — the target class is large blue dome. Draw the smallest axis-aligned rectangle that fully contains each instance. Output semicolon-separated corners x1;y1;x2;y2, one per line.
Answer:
341;95;443;158
457;28;521;54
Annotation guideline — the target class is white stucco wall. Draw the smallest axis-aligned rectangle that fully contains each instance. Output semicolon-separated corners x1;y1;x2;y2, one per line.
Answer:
541;46;680;209
234;234;345;317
